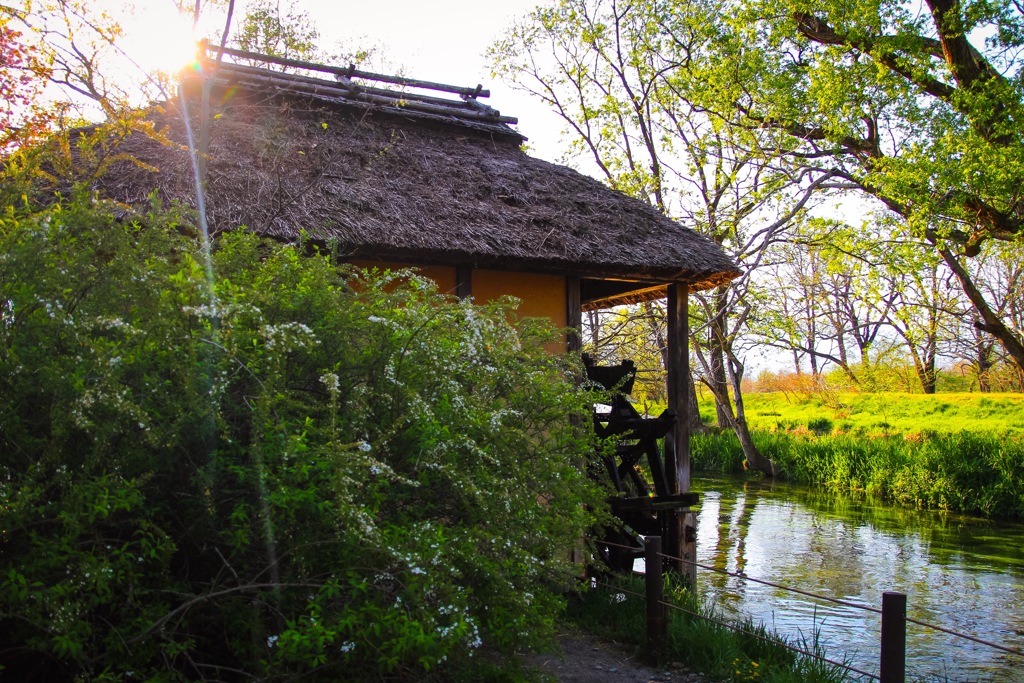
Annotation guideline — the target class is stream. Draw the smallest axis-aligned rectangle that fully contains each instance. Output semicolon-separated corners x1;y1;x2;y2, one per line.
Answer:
689;475;1024;682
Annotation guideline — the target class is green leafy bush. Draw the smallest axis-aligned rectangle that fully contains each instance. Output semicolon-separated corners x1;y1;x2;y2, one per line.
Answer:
0;191;603;680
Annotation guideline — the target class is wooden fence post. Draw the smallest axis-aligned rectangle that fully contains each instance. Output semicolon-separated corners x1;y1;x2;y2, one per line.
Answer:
644;535;666;659
880;591;906;683
681;510;697;590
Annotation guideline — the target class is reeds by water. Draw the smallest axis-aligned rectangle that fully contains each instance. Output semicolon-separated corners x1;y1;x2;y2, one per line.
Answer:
692;430;1024;519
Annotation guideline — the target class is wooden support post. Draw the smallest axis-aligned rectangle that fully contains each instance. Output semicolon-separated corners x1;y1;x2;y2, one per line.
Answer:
666;284;690;493
644;535;666;659
455;265;472;300
665;284;693;583
566;275;584;568
880;591;906;683
566;276;582;354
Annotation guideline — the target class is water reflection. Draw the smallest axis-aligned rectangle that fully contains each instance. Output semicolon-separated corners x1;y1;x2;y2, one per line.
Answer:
691;475;1024;682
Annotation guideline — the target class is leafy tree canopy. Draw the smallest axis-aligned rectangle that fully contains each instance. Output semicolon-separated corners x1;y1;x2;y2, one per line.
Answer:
494;0;1024;379
713;0;1024;254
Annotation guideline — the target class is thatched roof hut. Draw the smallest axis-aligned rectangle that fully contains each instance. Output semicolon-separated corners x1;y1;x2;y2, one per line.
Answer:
87;45;732;526
91;46;738;311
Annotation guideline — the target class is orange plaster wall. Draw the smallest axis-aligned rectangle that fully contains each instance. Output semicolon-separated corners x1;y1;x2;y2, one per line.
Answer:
472;269;567;353
347;261;569;353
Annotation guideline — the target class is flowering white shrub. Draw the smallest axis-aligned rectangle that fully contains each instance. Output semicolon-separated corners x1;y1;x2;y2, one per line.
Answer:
0;193;604;681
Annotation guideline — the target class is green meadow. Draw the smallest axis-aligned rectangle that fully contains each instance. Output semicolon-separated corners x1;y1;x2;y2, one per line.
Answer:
697;391;1024;436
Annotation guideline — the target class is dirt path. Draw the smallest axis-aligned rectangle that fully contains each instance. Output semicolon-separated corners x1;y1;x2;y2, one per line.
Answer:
521;630;710;683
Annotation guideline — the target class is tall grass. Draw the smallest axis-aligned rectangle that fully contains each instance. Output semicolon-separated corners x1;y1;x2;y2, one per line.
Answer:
692;430;1024;519
566;574;851;683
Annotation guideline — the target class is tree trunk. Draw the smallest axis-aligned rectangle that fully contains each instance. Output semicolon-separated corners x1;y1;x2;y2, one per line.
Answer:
939;245;1024;374
587;310;601;350
919;354;937;394
976;323;994;392
836;325;850;371
907;345;937;394
687;370;705;434
804;294;818;376
710;343;732;425
709;288;733;428
923;342;937;394
727;354;775;476
858;340;872;367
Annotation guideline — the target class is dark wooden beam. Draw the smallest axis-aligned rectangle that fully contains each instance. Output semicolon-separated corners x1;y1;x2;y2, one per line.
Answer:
566;276;582;353
456;265;472;300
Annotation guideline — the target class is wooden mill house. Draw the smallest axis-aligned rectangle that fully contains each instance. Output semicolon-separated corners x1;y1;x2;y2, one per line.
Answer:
97;44;740;572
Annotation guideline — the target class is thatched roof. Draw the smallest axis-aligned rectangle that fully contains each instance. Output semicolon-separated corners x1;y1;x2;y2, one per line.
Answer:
93;48;739;301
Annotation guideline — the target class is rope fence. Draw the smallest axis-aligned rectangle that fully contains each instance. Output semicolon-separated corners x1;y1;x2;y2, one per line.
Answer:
597;538;880;613
593;537;1024;682
593;571;879;679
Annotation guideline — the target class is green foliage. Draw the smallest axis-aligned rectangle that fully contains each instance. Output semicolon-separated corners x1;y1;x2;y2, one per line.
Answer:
494;0;1024;383
0;17;53;151
720;0;1024;248
567;575;848;682
0;191;603;680
234;0;321;62
694;390;1024;518
692;431;746;473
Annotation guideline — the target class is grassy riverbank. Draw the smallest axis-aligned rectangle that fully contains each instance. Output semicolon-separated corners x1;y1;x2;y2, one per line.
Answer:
567;574;848;683
693;430;1024;518
688;392;1024;519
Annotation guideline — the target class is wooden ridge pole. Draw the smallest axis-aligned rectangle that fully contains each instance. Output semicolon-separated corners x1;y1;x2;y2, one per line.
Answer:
204;42;491;98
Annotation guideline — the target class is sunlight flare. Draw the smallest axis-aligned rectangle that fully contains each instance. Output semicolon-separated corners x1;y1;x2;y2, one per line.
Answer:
120;2;198;76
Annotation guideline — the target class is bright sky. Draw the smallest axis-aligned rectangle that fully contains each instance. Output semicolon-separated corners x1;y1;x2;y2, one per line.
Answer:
115;0;566;163
310;0;566;160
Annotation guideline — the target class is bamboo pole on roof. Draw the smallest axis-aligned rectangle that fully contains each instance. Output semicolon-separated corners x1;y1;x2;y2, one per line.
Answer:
202;41;491;98
200;64;519;124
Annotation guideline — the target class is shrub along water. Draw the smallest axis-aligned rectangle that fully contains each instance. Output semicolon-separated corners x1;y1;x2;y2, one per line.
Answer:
0;190;605;680
692;430;1024;519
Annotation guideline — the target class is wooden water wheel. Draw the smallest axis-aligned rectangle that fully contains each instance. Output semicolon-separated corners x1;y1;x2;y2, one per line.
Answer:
584;356;698;573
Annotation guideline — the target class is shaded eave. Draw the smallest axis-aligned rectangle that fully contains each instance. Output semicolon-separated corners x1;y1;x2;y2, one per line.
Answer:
337;244;735;309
